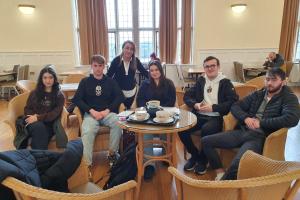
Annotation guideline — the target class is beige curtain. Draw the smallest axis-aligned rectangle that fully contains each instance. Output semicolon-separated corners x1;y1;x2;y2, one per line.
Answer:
279;0;299;61
159;0;177;63
181;0;192;64
77;0;109;64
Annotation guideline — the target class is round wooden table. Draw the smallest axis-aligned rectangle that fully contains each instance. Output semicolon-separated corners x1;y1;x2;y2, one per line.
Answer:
118;109;197;199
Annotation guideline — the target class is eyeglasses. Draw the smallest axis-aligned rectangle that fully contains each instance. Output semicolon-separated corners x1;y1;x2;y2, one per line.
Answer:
204;64;217;69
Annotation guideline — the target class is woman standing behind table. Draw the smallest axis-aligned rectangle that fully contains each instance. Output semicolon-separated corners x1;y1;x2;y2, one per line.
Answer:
23;65;66;150
136;60;176;181
107;40;149;109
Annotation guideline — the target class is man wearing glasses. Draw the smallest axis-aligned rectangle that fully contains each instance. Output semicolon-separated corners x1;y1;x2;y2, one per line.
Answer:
202;68;300;181
179;56;238;175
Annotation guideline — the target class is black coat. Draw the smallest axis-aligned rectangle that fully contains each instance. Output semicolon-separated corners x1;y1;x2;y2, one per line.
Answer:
231;86;300;135
0;139;83;200
184;77;238;116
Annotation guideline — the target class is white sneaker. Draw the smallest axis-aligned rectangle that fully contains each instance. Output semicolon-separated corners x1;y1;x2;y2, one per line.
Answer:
215;172;225;181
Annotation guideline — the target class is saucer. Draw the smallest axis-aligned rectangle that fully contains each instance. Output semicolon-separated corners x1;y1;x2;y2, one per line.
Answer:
129;113;150;121
153;117;174;124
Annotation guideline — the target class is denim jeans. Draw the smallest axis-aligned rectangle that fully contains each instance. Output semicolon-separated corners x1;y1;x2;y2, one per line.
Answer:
144;134;166;167
81;112;122;165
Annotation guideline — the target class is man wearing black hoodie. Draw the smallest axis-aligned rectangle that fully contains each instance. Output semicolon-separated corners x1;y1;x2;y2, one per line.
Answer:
202;68;300;181
73;55;124;167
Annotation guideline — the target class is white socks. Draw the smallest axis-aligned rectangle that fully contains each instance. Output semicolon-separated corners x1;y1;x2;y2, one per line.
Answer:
215;172;225;181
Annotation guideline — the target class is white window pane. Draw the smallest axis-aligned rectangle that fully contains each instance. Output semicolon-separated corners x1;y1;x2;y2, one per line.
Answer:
108;32;116;61
177;0;181;28
119;32;133;51
118;0;132;28
139;0;153;28
177;30;181;62
139;31;154;62
155;0;160;28
106;0;116;29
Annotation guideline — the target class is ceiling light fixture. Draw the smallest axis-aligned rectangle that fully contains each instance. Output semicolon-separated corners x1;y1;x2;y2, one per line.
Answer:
231;4;247;13
18;4;35;15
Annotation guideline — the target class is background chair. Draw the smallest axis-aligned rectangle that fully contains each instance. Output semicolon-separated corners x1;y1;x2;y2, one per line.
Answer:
176;64;196;89
62;73;86;106
221;112;288;167
245;75;265;90
233;62;245;82
2;158;137;200
16;80;37;93
0;65;29;100
3;92;75;150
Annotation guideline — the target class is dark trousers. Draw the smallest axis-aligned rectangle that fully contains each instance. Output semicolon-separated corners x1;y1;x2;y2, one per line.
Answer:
124;95;136;110
178;114;223;165
27;121;54;150
201;129;265;180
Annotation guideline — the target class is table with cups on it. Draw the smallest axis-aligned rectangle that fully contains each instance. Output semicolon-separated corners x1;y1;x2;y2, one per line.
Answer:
117;100;197;199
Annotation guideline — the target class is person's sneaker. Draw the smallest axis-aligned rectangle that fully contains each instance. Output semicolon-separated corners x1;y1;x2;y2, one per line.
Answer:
183;157;197;171
194;162;207;175
215;172;225;181
107;152;120;167
144;165;155;181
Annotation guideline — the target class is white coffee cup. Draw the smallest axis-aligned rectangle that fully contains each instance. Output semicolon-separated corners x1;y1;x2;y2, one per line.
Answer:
156;110;171;122
135;110;148;121
146;100;160;109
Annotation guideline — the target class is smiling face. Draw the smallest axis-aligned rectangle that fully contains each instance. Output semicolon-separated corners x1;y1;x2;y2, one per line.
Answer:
203;58;220;80
122;42;135;60
149;64;161;80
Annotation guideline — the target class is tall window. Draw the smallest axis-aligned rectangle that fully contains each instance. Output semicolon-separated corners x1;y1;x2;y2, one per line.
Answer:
106;0;160;62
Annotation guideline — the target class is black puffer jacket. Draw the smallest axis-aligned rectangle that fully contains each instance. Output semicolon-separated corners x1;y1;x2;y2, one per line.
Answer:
184;77;238;116
231;86;300;135
0;139;83;200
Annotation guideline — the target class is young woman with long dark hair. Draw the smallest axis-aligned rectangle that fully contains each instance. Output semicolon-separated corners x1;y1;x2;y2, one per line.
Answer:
107;40;149;109
24;65;65;149
136;60;176;180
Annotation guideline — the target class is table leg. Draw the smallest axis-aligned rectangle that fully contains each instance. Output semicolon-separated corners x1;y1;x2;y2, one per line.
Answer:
171;133;177;167
135;132;144;200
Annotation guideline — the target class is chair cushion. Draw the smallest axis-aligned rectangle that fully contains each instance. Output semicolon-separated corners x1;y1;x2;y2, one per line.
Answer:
70;182;102;194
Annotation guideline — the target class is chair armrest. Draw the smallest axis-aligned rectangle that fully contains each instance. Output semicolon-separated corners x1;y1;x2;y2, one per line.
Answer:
73;107;83;135
223;112;238;131
263;128;288;161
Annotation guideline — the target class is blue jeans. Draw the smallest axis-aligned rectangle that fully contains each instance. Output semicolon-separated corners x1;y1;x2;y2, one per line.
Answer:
81;112;122;165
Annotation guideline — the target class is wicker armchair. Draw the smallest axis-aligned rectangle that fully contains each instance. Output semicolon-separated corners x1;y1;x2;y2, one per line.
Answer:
245;75;266;90
168;150;300;200
221;112;288;167
1;158;137;200
3;92;73;150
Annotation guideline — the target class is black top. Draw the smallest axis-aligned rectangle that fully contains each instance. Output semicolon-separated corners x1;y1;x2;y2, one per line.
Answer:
231;86;300;135
184;76;238;116
107;56;149;90
263;54;284;68
24;90;65;122
72;75;124;113
136;79;176;107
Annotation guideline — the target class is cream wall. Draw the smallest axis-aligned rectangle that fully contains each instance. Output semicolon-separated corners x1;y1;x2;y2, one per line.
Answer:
0;0;74;51
0;0;76;79
190;0;284;80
